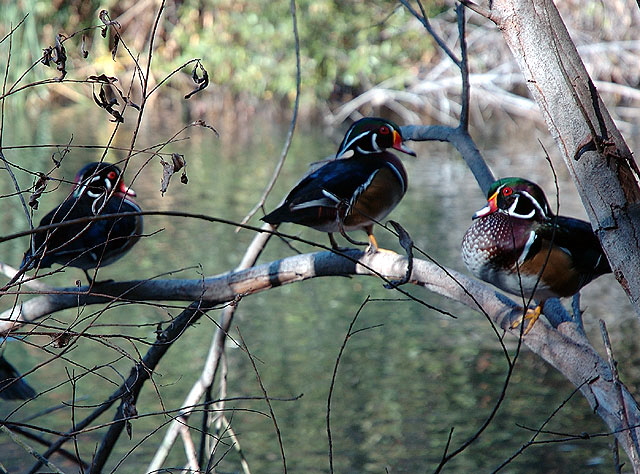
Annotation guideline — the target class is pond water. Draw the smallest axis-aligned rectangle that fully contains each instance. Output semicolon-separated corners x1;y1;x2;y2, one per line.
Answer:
0;102;638;473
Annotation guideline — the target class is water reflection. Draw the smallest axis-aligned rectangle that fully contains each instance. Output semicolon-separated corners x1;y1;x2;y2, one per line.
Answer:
0;105;635;472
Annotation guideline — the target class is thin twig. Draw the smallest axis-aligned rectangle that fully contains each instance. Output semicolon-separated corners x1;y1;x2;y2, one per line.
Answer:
327;296;372;473
237;329;288;473
0;425;66;474
492;381;587;472
238;0;302;227
399;0;460;65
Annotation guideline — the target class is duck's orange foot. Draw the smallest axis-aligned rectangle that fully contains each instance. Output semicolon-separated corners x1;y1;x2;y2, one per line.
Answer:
510;305;542;335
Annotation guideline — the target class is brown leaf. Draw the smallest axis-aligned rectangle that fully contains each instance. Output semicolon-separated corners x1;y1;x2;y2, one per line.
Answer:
88;74;118;84
123;393;137;439
111;33;120;61
171;153;186;172
81;34;89;59
160;154;188;195
41;34;67;80
41;47;53;67
384;220;414;288
54;34;67;79
99;9;110;25
50;332;72;348
92;83;124;123
99;10;121;38
28;173;48;210
88;75;140;111
184;61;209;99
113;83;141;110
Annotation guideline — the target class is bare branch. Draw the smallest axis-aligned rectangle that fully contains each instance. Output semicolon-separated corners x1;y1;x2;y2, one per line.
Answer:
7;248;639;466
239;0;302;227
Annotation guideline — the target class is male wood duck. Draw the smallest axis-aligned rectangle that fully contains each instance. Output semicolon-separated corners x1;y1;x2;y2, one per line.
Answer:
262;117;416;251
0;354;36;400
21;162;143;282
461;177;611;333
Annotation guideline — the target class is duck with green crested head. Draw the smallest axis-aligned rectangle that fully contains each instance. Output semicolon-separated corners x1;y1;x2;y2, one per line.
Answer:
461;177;611;333
262;117;416;252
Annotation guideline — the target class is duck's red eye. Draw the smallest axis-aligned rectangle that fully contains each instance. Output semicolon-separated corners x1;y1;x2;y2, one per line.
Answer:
379;126;390;135
502;187;513;196
107;171;118;180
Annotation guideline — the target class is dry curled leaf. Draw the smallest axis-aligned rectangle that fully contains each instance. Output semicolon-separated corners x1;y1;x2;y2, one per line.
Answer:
81;34;89;59
99;9;110;26
92;83;124;123
28;173;48;210
111;32;120;60
113;84;140;111
160;154;188;195
88;75;140;111
41;34;67;80
122;393;138;439
50;332;72;348
384;220;414;288
99;10;121;37
88;74;118;84
184;60;209;99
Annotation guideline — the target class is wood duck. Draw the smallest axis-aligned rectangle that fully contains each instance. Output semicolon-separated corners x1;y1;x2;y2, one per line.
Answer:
0;354;36;400
21;162;143;282
262;117;416;251
461;177;611;333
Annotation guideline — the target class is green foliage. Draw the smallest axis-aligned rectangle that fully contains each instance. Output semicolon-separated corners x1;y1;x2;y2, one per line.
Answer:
167;0;441;103
1;0;442;106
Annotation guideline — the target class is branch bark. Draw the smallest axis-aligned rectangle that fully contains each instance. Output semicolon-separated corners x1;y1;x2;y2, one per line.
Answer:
4;249;640;464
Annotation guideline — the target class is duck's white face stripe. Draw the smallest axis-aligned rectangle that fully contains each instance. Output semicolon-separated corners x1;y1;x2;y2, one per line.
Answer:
74;173;115;200
339;130;369;156
507;196;535;219
521;190;549;217
505;190;547;219
342;128;388;156
370;132;382;152
85;175;113;198
355;132;383;155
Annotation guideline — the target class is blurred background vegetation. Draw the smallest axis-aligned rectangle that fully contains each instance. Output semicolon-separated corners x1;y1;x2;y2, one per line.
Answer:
0;0;442;111
0;0;638;131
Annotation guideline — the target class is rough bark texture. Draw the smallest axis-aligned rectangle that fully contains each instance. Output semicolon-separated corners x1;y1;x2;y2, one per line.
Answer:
489;0;640;311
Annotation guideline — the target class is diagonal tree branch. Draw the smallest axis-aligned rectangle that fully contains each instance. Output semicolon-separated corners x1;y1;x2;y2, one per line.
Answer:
4;249;639;464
